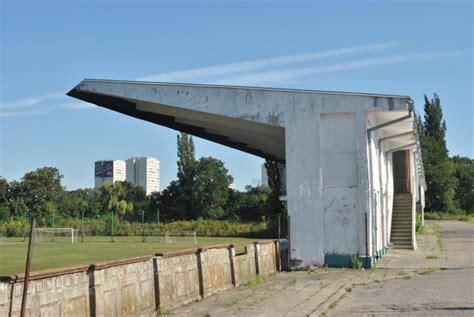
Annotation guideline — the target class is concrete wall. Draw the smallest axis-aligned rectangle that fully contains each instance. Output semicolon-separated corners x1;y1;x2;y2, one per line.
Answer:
1;266;91;317
91;257;155;316
0;242;278;315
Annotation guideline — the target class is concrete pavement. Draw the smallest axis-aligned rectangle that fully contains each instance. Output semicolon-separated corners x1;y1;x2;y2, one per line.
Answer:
171;221;473;316
329;221;473;316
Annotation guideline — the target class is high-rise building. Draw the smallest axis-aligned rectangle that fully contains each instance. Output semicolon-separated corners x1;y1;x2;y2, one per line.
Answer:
126;157;160;195
94;160;126;188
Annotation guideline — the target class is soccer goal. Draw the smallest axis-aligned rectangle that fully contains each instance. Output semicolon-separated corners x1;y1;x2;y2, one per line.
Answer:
164;230;198;244
34;228;79;243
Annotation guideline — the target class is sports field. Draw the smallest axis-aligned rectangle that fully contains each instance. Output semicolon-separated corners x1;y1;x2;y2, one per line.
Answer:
0;236;260;276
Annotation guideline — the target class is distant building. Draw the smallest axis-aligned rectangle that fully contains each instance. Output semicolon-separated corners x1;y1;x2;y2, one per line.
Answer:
126;157;160;195
261;164;268;187
94;160;126;188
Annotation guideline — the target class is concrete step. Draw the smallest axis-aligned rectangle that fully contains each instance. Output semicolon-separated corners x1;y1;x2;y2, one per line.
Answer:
391;239;412;243
391;239;413;244
392;245;414;250
391;220;412;224
393;199;413;203
391;229;412;233
394;193;412;197
391;234;412;239
391;236;412;241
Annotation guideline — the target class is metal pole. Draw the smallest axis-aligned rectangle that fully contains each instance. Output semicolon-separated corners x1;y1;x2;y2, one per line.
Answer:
365;212;369;269
111;210;114;242
277;214;281;272
81;210;84;242
287;215;291;272
20;217;36;317
157;209;160;243
141;210;145;242
52;212;55;242
23;210;27;242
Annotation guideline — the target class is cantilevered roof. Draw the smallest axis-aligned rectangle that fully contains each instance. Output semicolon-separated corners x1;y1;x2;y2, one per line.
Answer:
67;79;413;163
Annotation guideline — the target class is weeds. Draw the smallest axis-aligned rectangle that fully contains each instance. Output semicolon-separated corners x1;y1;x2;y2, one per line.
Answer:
350;255;363;269
159;309;175;316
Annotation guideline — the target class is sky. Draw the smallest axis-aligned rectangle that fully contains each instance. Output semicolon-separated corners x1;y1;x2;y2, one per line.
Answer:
0;0;472;191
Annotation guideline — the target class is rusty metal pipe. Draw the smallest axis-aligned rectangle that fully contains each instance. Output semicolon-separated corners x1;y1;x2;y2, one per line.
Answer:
20;217;36;317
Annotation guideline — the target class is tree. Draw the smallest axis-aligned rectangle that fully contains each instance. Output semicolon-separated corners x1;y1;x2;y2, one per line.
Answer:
226;185;270;221
0;177;10;220
450;156;474;214
193;157;233;219
419;94;457;212
157;180;187;221
177;133;196;217
14;167;65;216
58;190;89;218
99;182;133;216
264;159;287;235
0;177;8;204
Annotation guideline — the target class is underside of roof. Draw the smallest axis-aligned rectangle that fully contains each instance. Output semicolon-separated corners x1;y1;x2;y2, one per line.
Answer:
67;79;424;183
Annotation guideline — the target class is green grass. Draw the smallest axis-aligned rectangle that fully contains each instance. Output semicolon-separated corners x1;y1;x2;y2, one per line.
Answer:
424;212;474;223
0;236;259;276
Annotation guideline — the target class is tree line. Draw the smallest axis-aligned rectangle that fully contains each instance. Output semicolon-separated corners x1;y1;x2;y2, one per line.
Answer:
418;94;473;214
0;133;285;226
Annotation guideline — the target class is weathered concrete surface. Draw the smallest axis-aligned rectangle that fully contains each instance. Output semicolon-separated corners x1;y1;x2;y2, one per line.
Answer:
68;80;424;268
1;242;278;315
173;221;472;316
330;221;474;316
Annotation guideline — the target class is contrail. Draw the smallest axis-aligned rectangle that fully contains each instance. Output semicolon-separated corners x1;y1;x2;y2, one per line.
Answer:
212;51;464;86
1;43;394;116
137;43;395;82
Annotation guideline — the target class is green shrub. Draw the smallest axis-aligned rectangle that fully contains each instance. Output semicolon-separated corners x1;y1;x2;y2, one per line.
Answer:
350;254;363;269
0;217;269;238
416;213;425;234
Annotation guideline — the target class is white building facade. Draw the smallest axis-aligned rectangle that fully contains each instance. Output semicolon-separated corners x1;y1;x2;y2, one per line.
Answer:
94;160;126;188
126;157;160;195
71;80;426;269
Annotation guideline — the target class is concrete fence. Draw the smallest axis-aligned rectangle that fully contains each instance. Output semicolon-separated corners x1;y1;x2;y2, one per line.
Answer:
0;241;278;316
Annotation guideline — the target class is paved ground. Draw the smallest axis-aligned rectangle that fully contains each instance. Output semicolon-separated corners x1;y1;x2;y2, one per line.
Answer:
172;221;473;316
330;221;474;316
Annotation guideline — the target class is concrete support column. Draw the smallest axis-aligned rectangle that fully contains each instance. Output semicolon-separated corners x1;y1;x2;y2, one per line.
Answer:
355;111;372;260
285;112;324;267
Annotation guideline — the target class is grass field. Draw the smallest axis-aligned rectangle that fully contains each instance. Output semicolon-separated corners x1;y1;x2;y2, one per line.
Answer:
0;236;261;276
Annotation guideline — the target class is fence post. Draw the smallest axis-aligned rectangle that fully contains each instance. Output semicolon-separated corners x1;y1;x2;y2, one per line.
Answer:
81;210;84;242
141;210;145;242
20;217;36;317
111;211;114;242
156;209;160;242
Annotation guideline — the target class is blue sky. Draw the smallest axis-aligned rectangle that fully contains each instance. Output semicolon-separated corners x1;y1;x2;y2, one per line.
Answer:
1;0;472;191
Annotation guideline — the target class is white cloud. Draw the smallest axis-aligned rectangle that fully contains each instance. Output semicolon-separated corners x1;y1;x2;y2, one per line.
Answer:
0;109;49;118
61;102;96;110
0;91;63;110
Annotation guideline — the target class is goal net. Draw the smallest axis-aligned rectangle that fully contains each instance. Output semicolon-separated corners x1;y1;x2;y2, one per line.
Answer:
164;231;197;244
34;228;79;243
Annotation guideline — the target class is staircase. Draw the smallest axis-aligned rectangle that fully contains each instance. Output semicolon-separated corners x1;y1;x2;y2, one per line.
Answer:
390;193;414;250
